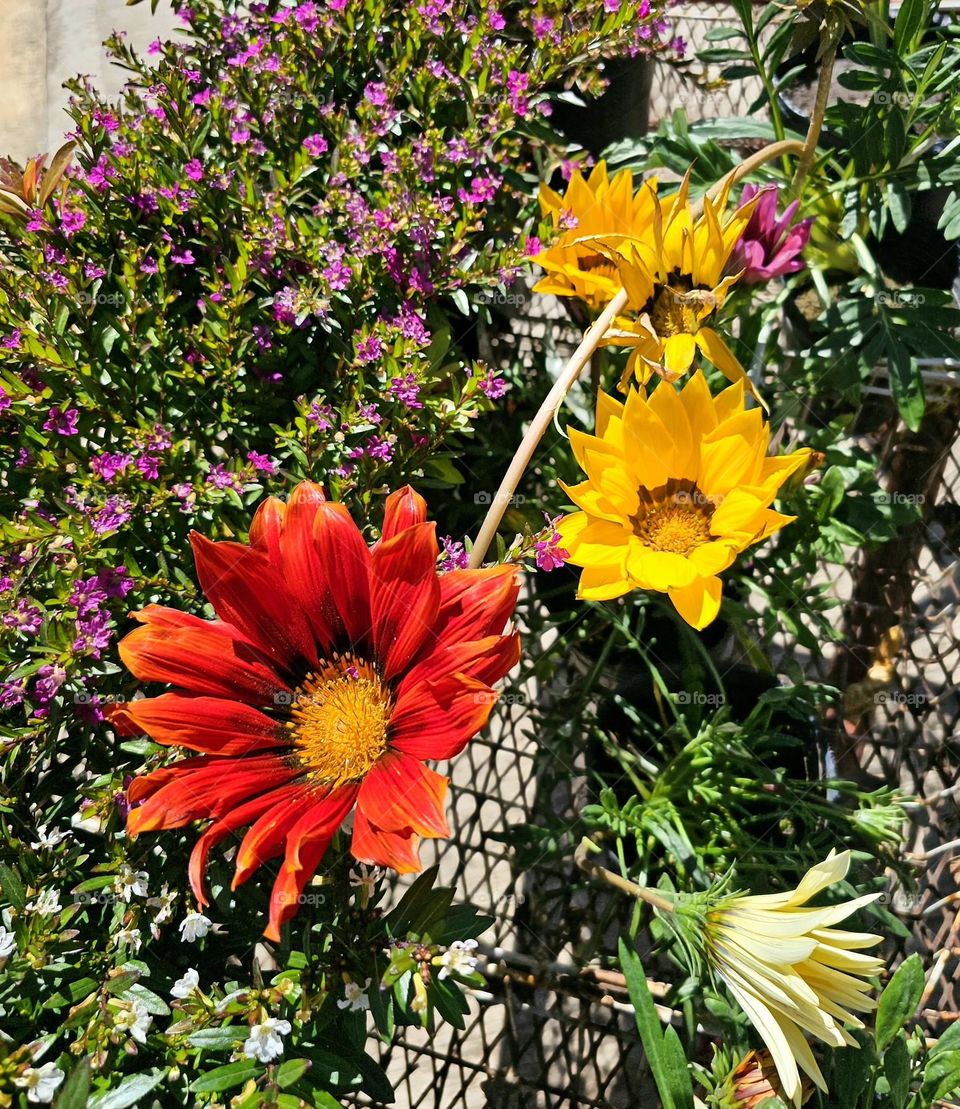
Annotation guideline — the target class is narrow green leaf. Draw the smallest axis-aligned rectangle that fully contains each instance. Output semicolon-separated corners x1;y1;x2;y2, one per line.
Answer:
876;954;924;1051
189;1060;261;1094
619;940;674;1109
88;1069;165;1109
53;1058;91;1109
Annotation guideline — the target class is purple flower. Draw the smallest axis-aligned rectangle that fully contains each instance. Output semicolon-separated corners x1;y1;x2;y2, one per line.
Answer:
1;329;22;350
43;407;79;436
247;450;276;476
171;248;196;265
730;184;814;285
91;496;132;535
439;536;470;571
389;373;423;409
60;208;86;238
532;516;570;572
303;133;328;157
0;386;9;413
2;600;42;636
355;335;382;364
140;257;159;275
184;159;204;181
90;452;132;482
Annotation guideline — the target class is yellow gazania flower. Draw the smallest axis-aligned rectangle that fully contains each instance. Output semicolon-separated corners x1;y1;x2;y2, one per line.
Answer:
531;161;658;310
705;851;884;1108
592;173;758;395
557;372;813;629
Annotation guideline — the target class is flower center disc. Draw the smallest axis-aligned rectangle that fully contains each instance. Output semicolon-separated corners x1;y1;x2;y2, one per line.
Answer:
631;481;714;556
648;273;709;338
289;656;391;784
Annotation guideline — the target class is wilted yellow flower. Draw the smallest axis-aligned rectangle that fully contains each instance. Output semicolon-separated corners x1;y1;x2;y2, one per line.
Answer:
592;173;758;395
705;851;883;1107
531;161;658;310
557;372;813;628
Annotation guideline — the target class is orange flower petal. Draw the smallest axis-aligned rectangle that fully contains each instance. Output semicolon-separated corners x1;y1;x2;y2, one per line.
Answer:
432;564;520;645
380;485;427;541
266;785;359;942
107;693;283;756
278;481;339;650
391;673;497;760
357;750;449;838
312;501;372;649
249;495;285;567
118;623;288;704
351;806;422;873
369;522;441;681
190;533;317;671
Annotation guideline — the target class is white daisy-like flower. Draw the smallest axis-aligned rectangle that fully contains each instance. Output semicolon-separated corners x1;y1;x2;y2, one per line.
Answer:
112;999;152;1044
179;912;212;943
27;889;62;917
243;1017;291;1063
336;978;372;1012
116;864;149;902
348;864;379;906
31;825;68;850
0;925;17;959
438;939;479;979
13;1062;65;1104
170;968;200;999
115;927;142;953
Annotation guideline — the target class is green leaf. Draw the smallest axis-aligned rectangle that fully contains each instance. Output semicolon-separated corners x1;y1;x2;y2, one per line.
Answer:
931;1020;960;1057
885;346;924;432
882;1035;910;1106
876;954;924;1051
919;1050;960;1102
189;1060;261;1094
54;1058;91;1109
187;1026;245;1050
88;1069;165;1109
660;1025;695;1109
276;1058;311;1088
895;0;927;53
0;863;26;912
832;1032;876;1106
620;940;678;1109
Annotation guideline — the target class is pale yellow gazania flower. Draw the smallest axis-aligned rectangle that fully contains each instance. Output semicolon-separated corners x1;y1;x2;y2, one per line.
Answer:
531;161;659;310
705;851;884;1108
556;372;815;629
589;172;759;397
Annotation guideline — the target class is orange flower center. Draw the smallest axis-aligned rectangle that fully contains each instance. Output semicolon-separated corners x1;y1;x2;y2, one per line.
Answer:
288;655;392;784
631;480;714;556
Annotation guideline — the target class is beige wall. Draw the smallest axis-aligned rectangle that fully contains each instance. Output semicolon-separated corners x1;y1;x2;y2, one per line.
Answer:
0;0;178;163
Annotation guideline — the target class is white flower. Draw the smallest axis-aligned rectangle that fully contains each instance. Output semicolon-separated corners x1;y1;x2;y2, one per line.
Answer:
115;927;142;953
148;883;176;923
170;968;200;999
112;999;152;1044
0;925;17;959
179;912;212;943
116;864;149;901
32;825;68;849
349;864;378;906
27;889;61;917
438;939;479;980
14;1062;65;1104
336;978;372;1012
243;1017;291;1063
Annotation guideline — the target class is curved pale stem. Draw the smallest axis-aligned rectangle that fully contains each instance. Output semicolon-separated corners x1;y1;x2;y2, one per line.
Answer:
574;837;676;913
468;286;629;568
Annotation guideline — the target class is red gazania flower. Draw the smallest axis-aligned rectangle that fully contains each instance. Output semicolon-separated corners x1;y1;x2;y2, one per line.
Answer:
107;484;520;940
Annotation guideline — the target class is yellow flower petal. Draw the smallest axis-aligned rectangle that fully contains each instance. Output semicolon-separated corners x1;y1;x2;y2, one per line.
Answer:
667;575;722;629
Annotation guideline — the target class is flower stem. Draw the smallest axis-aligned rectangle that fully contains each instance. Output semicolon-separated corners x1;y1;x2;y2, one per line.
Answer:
574;837;676;913
791;40;838;198
468;287;629;568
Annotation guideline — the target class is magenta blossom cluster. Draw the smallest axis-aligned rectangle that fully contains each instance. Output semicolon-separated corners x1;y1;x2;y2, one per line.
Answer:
729;184;813;285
